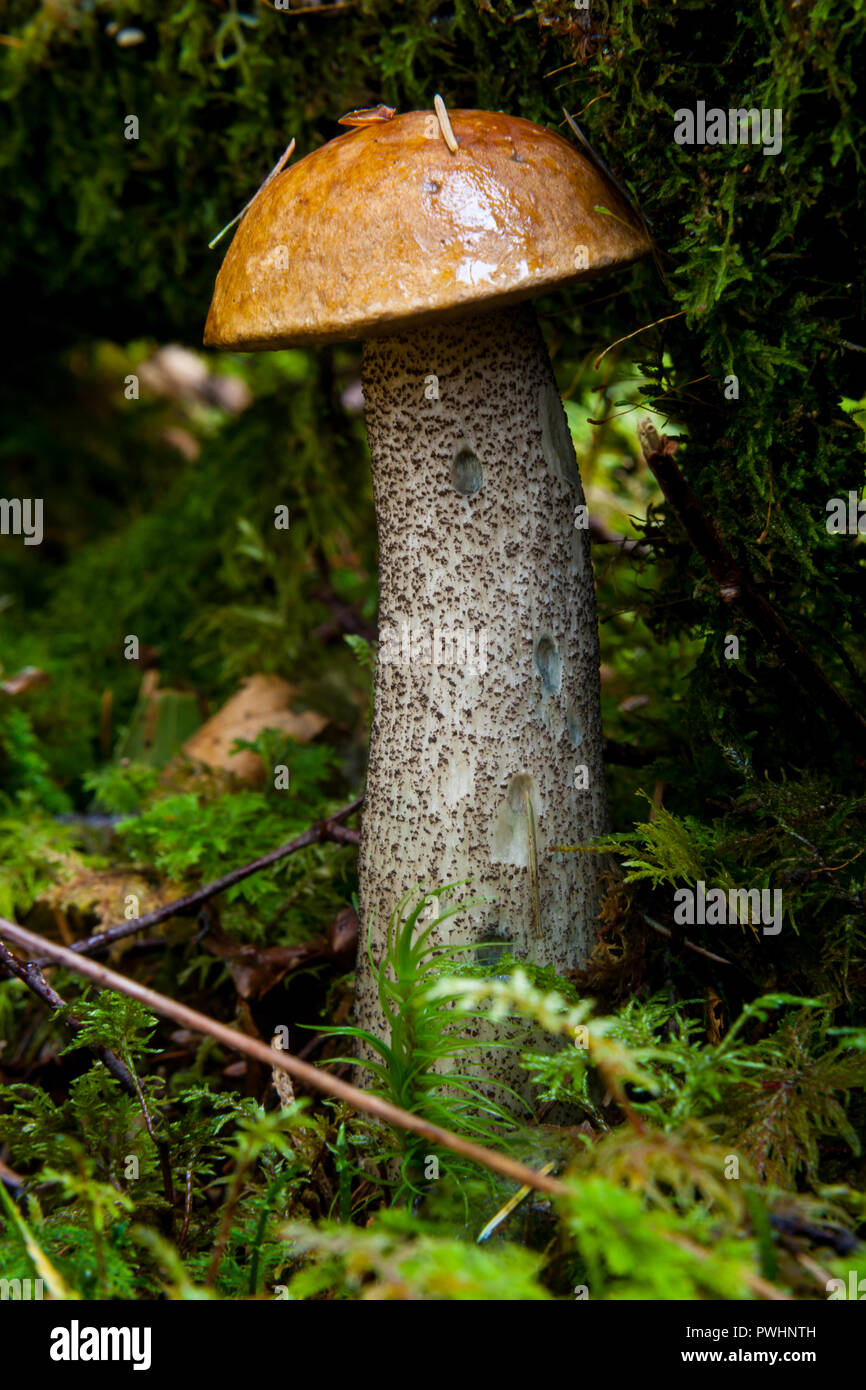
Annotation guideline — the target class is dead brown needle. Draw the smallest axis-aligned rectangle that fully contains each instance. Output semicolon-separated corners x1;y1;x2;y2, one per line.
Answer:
525;786;542;940
593;311;685;372
208;138;296;250
434;94;459;153
337;104;396;127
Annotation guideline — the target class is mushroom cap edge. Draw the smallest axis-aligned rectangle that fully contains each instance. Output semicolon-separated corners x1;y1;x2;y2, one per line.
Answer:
204;109;652;350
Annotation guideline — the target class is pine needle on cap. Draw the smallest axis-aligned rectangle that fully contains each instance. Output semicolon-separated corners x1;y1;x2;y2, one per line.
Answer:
434;94;459;153
208;138;296;250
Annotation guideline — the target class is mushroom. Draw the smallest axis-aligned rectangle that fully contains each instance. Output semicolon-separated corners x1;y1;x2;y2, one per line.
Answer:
204;106;650;1085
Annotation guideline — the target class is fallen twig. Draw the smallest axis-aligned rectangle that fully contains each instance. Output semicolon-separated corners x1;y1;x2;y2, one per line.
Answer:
643;915;734;967
0;941;135;1092
62;796;363;961
0;917;565;1199
0;918;793;1294
0;940;176;1226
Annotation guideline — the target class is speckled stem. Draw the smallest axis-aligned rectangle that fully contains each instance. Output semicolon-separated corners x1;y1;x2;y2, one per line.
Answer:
356;303;607;1088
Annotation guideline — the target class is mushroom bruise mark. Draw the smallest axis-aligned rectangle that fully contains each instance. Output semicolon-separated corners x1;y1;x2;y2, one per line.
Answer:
507;771;535;813
539;380;579;487
493;772;539;865
534;633;561;695
451;445;483;494
567;699;584;747
492;772;542;938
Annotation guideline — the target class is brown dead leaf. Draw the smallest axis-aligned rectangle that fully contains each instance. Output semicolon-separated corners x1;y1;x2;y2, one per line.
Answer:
201;907;358;1000
705;986;726;1044
618;694;650;713
327;906;359;962
272;1031;295;1108
160;426;200;461
183;674;328;783
42;867;184;939
1;666;49;696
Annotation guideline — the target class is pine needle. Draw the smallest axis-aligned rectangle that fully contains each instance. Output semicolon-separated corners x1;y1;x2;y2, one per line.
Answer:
525;786;541;940
477;1161;557;1242
208;138;296;250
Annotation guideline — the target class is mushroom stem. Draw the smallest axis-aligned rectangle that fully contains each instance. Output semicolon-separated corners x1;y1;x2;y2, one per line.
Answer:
356;303;608;1082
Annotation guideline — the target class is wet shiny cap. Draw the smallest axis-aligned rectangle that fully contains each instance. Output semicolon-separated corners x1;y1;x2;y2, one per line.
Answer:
204;109;651;350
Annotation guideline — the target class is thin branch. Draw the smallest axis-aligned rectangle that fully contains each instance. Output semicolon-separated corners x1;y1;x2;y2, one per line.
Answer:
0;941;136;1092
208;137;296;249
637;421;866;758
207;1153;251;1285
589;515;649;556
643;916;734;967
0;918;565;1199
0;940;176;1226
121;1043;175;1221
1;919;790;1295
62;796;363;961
179;1169;194;1251
662;1229;788;1301
593;312;685;372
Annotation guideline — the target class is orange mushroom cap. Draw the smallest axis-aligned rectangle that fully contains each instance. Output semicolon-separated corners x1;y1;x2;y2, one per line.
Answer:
204;109;651;350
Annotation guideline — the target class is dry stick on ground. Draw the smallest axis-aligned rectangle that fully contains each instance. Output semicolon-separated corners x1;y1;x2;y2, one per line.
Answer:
0;917;564;1199
0;919;789;1297
589;515;650;557
637;421;866;757
0;941;135;1090
642;915;734;967
0;940;176;1225
60;796;363;961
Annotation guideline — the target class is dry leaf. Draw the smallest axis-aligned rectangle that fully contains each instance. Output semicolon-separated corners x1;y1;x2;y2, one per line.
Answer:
1;666;49;696
183;674;328;783
705;985;726;1044
272;1032;295;1108
42;867;184;938
200;907;358;1000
